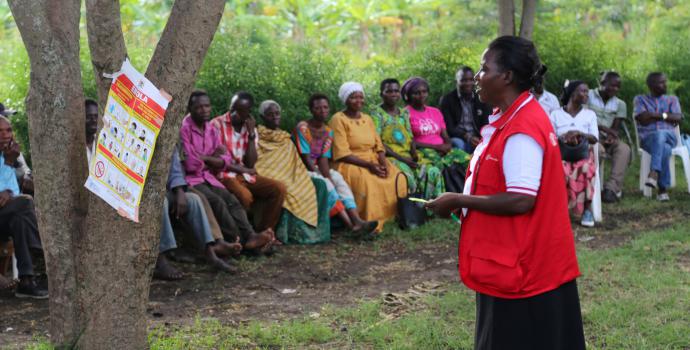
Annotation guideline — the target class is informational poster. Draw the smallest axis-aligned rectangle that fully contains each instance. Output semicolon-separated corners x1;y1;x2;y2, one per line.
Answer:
85;59;169;222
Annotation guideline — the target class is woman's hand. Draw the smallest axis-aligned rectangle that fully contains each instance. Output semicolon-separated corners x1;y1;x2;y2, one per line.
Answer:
561;130;582;145
424;192;461;218
368;162;387;177
437;143;452;156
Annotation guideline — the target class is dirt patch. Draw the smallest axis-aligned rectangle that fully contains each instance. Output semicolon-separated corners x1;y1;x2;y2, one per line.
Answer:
0;237;458;347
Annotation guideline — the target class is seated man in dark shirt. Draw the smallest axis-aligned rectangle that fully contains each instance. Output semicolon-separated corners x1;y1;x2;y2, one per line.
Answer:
439;66;492;153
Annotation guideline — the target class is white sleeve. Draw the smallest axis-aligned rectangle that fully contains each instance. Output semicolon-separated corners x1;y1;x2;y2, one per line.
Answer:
503;134;544;196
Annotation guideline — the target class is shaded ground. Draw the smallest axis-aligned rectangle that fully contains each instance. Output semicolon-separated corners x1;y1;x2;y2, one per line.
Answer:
1;191;689;348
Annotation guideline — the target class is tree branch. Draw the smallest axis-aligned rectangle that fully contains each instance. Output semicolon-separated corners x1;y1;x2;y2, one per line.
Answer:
498;0;515;36
85;0;128;109
519;0;537;39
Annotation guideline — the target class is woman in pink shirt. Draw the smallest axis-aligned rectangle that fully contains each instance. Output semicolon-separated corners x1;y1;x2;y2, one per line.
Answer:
402;77;470;183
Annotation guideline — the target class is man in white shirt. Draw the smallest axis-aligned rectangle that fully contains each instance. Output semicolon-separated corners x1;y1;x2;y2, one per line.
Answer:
85;99;99;163
532;75;560;115
587;71;631;203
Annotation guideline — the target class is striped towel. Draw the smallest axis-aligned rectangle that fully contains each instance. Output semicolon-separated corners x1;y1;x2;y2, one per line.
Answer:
255;125;318;227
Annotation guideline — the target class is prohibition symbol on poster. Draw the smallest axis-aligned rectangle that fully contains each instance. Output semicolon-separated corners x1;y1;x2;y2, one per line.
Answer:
95;161;105;178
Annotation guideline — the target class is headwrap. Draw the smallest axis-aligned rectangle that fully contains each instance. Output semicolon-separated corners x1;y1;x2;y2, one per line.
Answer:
560;80;586;106
258;100;280;116
400;77;429;104
338;82;364;104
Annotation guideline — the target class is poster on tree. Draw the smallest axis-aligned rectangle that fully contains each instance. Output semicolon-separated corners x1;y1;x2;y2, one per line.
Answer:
84;59;169;222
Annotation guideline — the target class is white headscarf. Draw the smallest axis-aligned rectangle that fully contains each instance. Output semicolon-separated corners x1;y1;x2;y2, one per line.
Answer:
258;100;280;116
338;82;364;104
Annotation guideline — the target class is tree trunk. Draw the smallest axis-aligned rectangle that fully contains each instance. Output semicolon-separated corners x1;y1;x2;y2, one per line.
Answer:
76;0;226;348
519;0;537;39
11;0;226;348
497;0;515;36
7;0;89;347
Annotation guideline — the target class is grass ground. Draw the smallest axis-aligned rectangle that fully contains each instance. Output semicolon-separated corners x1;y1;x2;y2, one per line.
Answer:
142;222;690;350
17;158;690;350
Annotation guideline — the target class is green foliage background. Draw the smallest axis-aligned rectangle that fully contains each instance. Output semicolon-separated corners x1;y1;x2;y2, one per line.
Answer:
1;0;689;162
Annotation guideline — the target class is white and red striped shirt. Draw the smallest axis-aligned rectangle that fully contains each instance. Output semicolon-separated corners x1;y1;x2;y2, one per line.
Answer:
210;112;259;183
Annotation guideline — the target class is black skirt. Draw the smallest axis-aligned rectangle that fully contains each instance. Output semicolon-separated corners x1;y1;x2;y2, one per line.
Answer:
474;279;586;350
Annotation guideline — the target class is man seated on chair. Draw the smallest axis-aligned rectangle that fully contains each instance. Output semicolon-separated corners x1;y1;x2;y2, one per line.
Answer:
0;116;47;298
633;72;684;201
588;71;631;203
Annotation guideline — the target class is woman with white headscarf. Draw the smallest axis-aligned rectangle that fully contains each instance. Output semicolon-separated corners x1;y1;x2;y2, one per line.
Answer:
328;82;405;232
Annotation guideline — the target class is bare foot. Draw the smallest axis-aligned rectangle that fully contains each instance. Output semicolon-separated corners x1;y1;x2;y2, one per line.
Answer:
153;255;183;281
212;238;242;257
350;220;378;238
0;274;18;290
243;229;274;252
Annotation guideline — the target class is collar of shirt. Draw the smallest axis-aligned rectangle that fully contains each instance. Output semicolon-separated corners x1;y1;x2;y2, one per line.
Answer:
182;114;209;137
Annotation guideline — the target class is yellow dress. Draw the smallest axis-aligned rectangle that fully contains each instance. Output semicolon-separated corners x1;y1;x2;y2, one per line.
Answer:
329;111;405;231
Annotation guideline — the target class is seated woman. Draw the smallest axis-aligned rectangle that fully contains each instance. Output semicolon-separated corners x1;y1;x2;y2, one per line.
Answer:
401;77;470;192
549;80;599;227
254;100;330;244
294;93;378;236
370;78;444;199
328;82;404;232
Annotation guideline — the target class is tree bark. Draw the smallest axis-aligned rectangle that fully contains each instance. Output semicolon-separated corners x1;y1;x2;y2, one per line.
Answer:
497;0;515;36
11;0;226;348
7;0;88;347
85;0;127;110
519;0;537;39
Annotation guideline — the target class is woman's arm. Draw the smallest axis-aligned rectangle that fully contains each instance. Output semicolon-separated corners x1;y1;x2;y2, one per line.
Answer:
300;153;317;172
383;143;418;168
316;157;332;179
340;155;385;177
426;192;536;216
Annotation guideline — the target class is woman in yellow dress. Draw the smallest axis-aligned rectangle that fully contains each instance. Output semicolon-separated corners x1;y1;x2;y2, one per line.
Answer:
328;82;405;232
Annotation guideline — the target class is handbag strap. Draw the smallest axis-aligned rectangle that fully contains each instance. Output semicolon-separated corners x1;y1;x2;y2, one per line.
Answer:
395;171;408;199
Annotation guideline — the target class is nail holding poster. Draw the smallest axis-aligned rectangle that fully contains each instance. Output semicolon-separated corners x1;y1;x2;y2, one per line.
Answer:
85;59;170;222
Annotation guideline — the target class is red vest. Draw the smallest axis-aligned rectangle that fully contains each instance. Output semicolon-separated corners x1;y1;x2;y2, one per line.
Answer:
459;92;580;299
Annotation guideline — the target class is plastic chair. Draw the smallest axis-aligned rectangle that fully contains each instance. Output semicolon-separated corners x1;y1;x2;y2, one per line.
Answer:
633;120;690;197
592;144;603;222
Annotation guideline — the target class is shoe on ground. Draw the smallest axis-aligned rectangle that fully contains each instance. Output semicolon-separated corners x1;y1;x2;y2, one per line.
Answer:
15;280;48;299
645;176;658;189
602;189;618;203
657;193;670;202
580;210;595;227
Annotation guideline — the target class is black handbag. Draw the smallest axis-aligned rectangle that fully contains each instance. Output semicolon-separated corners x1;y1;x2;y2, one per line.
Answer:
559;138;589;162
395;172;427;230
442;162;466;193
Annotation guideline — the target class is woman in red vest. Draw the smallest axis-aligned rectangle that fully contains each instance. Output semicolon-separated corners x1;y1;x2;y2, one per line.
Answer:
426;36;586;350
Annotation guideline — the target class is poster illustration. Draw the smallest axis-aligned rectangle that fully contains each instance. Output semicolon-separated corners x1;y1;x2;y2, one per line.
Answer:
84;59;169;222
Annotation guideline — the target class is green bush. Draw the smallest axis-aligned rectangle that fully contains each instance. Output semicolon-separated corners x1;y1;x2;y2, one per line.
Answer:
3;8;690;163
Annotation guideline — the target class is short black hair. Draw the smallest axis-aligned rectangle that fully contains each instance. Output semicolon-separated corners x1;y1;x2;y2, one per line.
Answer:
379;78;400;95
560;80;586;106
308;93;330;109
85;99;98;109
646;72;664;86
487;36;544;92
457;66;474;77
188;90;209;111
232;91;254;107
599;71;621;84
